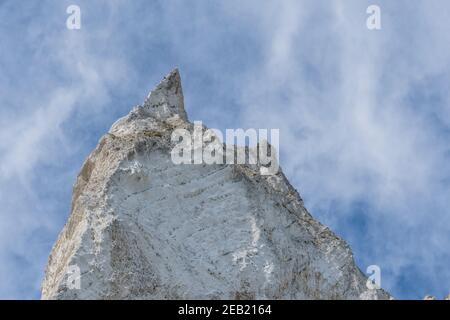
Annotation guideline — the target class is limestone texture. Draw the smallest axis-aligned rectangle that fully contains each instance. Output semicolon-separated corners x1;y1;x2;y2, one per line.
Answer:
41;69;390;300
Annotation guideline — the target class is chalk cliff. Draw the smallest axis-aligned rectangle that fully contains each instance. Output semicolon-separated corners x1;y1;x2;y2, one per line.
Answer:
41;69;390;300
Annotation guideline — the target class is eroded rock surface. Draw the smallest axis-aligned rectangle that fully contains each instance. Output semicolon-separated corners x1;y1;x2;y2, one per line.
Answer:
41;69;390;300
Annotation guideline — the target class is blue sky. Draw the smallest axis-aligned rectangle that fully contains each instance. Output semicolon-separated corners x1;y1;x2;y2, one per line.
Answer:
1;0;449;299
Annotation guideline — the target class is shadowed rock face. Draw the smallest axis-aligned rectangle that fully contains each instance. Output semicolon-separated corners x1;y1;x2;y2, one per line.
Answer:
41;69;390;300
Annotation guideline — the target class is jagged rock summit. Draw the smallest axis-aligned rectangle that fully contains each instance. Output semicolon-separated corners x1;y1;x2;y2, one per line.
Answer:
41;69;390;300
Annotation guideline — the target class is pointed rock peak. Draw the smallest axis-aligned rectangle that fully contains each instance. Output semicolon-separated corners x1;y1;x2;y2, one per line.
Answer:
143;68;188;121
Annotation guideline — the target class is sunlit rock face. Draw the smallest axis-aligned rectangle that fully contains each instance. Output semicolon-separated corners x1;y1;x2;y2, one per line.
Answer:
41;69;390;300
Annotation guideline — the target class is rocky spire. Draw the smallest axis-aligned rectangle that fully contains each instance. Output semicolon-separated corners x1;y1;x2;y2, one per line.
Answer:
143;68;188;121
41;69;391;300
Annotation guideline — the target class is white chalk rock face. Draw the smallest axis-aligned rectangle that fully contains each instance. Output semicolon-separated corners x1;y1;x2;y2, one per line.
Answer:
41;69;390;300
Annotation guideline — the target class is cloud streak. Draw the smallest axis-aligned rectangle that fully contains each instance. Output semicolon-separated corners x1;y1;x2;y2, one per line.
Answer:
234;0;450;298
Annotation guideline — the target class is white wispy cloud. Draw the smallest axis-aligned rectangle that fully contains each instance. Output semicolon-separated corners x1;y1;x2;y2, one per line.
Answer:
0;0;132;298
228;0;450;297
